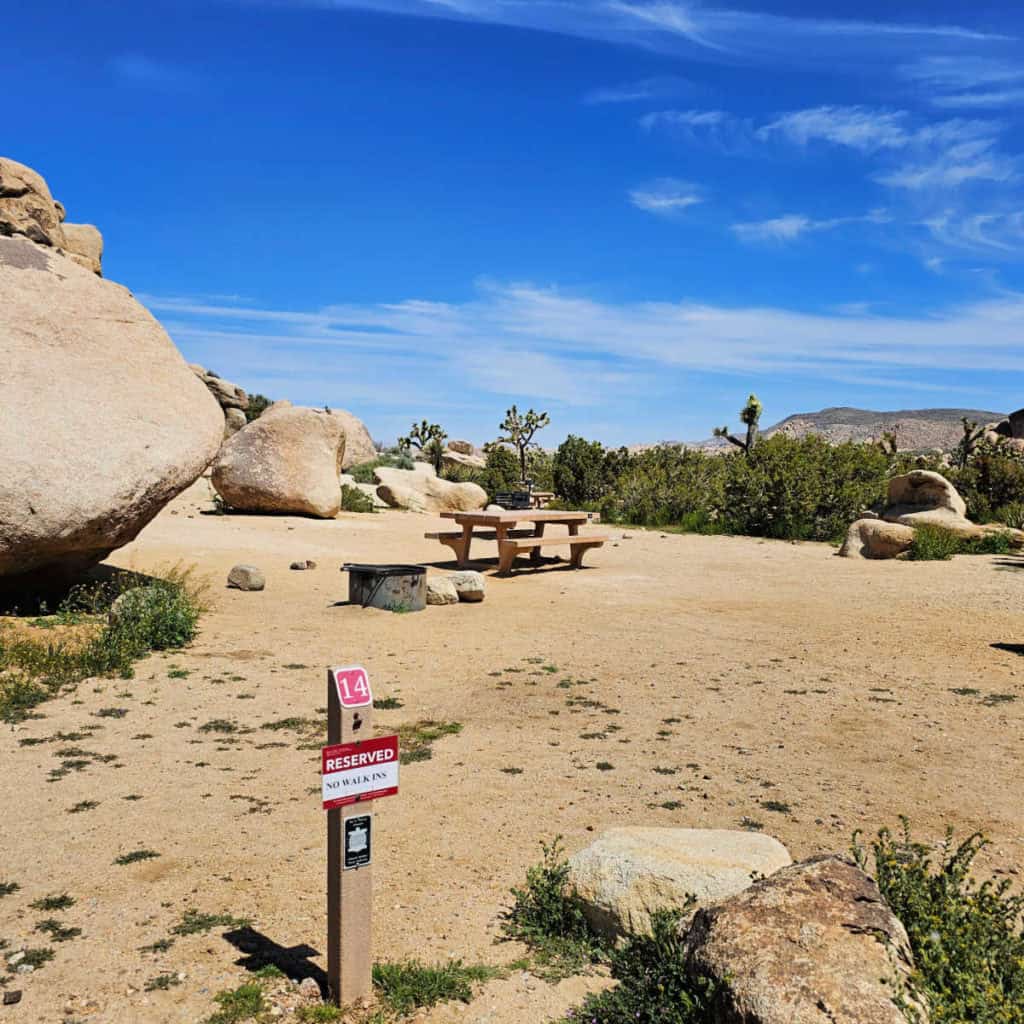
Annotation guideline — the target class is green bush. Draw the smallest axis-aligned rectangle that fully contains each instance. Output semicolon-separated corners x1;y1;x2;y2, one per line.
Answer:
908;525;963;561
501;837;605;978
244;394;272;422
573;908;719;1024
340;484;375;513
993;501;1024;530
553;436;612;505
479;444;522;498
0;566;205;722
348;449;414;484
951;451;1024;523
854;822;1024;1024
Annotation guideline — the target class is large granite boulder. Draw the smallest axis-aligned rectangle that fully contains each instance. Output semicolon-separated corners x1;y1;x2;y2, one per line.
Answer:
442;448;486;472
375;464;487;515
0;235;223;580
189;364;249;411
211;401;346;518
838;519;916;559
882;470;967;527
682;855;924;1024
568;828;791;941
330;409;377;470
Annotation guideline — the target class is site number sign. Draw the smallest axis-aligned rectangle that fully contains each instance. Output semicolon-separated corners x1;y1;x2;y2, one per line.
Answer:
321;734;399;810
330;665;372;709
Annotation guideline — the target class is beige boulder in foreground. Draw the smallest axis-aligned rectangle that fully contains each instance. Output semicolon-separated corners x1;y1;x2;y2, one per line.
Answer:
567;827;791;940
838;519;916;559
426;576;459;605
683;855;924;1024
375;464;487;515
212;402;346;518
0;235;223;580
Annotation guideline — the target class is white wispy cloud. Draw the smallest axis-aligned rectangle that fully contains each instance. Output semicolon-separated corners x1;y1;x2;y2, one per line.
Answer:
731;210;889;244
900;55;1024;108
628;179;703;216
758;106;910;151
583;75;692;105
145;280;1024;416
108;53;201;92
257;1;1012;66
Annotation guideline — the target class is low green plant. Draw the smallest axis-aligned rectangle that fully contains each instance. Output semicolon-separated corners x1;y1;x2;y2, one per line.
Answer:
20;947;55;968
35;918;82;942
396;720;462;764
114;849;161;865
205;981;264;1024
0;881;20;898
0;565;205;722
340;484;376;513
372;959;501;1014
501;837;606;979
994;501;1024;530
30;893;74;911
172;909;250;936
145;973;182;991
571;908;719;1024
908;524;963;561
854;821;1024;1024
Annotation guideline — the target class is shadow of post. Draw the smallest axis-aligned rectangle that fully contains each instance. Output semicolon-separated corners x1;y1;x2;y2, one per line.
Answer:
222;926;327;994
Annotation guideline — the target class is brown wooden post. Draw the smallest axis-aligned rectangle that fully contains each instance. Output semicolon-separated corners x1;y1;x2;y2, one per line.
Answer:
326;670;375;1007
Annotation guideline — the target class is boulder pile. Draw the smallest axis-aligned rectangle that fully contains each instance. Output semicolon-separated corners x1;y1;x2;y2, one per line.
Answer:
984;407;1024;454
0;157;104;275
0;158;223;582
839;469;1024;558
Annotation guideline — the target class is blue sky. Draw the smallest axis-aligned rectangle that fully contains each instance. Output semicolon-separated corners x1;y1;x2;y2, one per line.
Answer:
8;0;1024;445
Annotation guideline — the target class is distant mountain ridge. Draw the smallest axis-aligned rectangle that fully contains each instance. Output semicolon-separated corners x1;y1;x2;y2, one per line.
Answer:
675;406;1006;453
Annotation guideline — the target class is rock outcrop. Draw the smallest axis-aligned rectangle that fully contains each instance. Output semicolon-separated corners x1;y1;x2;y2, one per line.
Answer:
0;157;104;274
374;464;487;515
330;409;377;470
189;364;251;440
568;828;791;941
340;474;389;509
840;470;1024;559
211;402;346;518
838;518;916;559
682;855;925;1024
442;448;486;472
0;234;223;580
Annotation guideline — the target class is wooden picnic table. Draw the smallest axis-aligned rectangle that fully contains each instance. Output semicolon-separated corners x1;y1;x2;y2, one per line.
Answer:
436;509;591;569
529;491;555;509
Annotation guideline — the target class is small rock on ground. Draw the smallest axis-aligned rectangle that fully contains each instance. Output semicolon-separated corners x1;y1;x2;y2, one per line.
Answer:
448;570;485;602
227;564;266;591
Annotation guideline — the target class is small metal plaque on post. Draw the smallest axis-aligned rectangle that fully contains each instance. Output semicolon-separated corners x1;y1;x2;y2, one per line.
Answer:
344;814;372;870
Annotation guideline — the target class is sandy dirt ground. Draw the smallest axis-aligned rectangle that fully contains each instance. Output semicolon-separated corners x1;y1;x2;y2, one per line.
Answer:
2;479;1022;1023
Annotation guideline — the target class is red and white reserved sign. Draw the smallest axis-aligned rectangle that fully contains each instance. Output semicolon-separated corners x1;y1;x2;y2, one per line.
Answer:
321;734;399;810
330;666;372;709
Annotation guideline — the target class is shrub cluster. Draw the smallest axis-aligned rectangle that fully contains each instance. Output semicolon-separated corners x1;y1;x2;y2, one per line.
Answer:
0;566;205;722
348;448;415;484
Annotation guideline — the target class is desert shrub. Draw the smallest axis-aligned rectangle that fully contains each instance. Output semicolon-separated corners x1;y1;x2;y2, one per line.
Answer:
961;530;1014;555
501;837;605;978
908;525;963;561
527;448;555;492
0;566;205;722
244;393;272;422
572;908;719;1024
348;449;414;484
602;445;726;529
993;501;1024;530
553;436;612;505
952;451;1024;523
479;444;522;498
439;462;485;485
854;822;1024;1024
340;484;375;513
719;435;890;541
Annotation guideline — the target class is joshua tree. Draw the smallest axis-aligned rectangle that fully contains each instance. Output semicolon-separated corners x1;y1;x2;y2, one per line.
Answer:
955;417;987;469
714;394;763;456
398;419;448;474
498;405;550;485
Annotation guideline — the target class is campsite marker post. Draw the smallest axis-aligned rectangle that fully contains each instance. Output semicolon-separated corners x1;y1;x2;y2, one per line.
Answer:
323;666;399;1007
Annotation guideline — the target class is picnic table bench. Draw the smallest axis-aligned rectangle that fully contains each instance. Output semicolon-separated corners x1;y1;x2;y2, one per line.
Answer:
427;510;608;575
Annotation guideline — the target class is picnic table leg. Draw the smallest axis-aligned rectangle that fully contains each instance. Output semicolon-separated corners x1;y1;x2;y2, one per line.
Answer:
457;523;474;567
530;521;546;564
